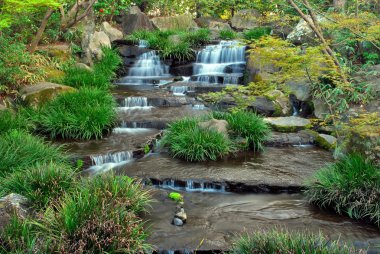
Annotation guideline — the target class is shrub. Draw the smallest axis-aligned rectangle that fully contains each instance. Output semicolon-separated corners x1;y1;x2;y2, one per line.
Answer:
162;41;194;62
219;29;237;40
213;111;271;151
0;162;77;210
243;27;271;40
41;175;151;253
61;47;122;89
305;154;380;227
231;230;359;254
31;88;116;140
0;130;65;176
182;28;211;47
162;118;233;162
0;110;31;135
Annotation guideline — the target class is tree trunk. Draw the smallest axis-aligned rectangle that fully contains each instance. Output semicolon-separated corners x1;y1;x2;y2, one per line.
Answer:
61;0;96;31
28;8;54;54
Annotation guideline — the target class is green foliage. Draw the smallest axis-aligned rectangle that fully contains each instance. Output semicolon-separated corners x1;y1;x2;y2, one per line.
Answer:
30;88;116;140
219;29;237;40
213;111;271;151
0;130;65;176
61;47;122;89
243;27;271;40
305;154;380;227
181;28;211;48
231;230;359;254
40;175;151;253
162;41;194;62
162;117;233;162
94;0;133;16
0;162;77;210
169;192;183;202
0;110;31;135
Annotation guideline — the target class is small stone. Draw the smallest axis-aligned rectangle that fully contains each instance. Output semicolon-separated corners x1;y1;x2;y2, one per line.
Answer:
172;217;184;226
315;133;337;151
175;210;187;222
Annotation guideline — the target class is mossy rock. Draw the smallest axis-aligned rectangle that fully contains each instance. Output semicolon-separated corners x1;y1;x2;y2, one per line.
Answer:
315;134;337;151
21;82;77;108
264;116;312;132
44;67;65;81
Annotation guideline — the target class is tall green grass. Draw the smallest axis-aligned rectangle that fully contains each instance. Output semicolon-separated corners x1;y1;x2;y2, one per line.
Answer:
231;230;359;254
219;29;237;40
162;118;233;162
244;27;271;40
0;162;77;210
305;154;380;227
213;111;271;151
31;88;116;140
61;47;122;90
0;130;65;176
0;109;31;135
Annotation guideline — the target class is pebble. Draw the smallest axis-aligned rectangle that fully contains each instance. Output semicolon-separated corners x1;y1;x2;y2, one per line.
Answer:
173;217;184;226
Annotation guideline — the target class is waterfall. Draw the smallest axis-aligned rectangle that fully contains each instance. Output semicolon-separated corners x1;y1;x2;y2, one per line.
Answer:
193;40;246;84
123;97;149;108
170;86;188;96
91;151;133;165
154;179;225;192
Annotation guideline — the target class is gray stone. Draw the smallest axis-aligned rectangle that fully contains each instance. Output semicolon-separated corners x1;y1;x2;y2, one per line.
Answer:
248;96;277;116
264;116;311;132
315;133;337;150
313;98;330;119
100;21;123;42
151;14;198;31
287;15;326;45
75;62;93;72
199;119;229;137
89;31;111;59
122;6;154;34
286;80;312;101
209;20;232;31
175;209;187;222
231;9;261;30
0;194;30;230
173;217;184;226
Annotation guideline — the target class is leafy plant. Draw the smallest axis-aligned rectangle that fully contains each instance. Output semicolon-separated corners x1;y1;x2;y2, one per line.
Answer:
305;154;380;227
213;111;271;151
231;230;359;254
0;110;31;135
181;28;211;47
169;192;183;203
0;162;77;210
243;27;271;40
162;117;233;162
219;29;237;40
30;88;116;140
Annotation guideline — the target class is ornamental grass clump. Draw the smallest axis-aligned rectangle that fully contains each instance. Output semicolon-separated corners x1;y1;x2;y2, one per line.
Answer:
162;118;233;162
31;87;116;140
305;154;380;227
231;230;359;254
0;109;31;134
213;111;271;151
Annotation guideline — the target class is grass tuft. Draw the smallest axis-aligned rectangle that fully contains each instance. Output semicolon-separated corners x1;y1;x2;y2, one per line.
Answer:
219;29;237;40
0;109;31;135
305;154;380;227
243;27;271;40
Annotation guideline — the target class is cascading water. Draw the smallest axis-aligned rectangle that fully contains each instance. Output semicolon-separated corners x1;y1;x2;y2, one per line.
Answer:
193;40;246;84
88;151;134;174
170;86;188;96
118;40;170;85
152;179;226;193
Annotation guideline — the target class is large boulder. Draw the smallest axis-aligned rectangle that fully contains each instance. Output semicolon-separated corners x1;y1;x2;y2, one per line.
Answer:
315;133;337;151
287;15;325;45
248;96;278;116
122;6;154;34
88;31;111;59
199;119;229;137
0;194;30;231
286;80;312;102
100;22;123;42
313;98;330;119
264;116;312;132
231;9;261;30
21;82;77;107
151;14;198;31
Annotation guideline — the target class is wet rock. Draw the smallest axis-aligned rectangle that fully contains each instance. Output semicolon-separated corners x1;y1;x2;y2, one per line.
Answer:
287;15;326;45
0;194;30;230
172;217;184;226
100;21;123;42
21;82;77;107
89;31;111;59
231;9;261;30
264;116;312;132
151;14;198;31
122;6;154;34
315;134;337;151
265;131;315;146
199;119;229;137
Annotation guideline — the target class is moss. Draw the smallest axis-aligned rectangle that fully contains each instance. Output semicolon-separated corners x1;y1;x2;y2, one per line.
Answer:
315;135;337;151
169;192;183;203
44;67;65;82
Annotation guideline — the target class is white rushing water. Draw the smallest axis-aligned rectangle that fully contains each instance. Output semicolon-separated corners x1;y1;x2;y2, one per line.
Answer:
170;86;188;96
156;179;226;193
117;97;153;111
88;151;134;174
193;40;246;84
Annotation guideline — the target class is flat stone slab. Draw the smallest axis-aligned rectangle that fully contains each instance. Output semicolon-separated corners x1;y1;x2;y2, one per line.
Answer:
119;146;333;191
264;116;311;132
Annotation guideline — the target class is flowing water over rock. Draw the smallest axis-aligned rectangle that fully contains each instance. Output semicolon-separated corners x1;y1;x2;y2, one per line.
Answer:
171;86;188;96
118;96;153;110
193;41;246;84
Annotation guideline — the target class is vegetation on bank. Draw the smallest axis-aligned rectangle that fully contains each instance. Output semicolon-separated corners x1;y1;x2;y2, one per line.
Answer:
231;230;359;254
128;29;211;61
305;154;380;227
162;111;270;162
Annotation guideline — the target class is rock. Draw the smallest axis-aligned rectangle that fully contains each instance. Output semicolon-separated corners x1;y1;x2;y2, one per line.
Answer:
248;96;277;116
151;14;198;31
315;134;337;150
37;44;71;61
231;9;261;30
246;54;280;83
175;208;187;222
266;131;316;146
286;80;312;101
88;31;111;59
122;6;154;34
75;62;93;71
0;194;30;230
199;119;229;137
313;99;330;119
287;15;325;45
209;20;232;31
100;21;123;42
266;90;292;116
21;82;77;107
172;217;184;226
264;116;312;132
